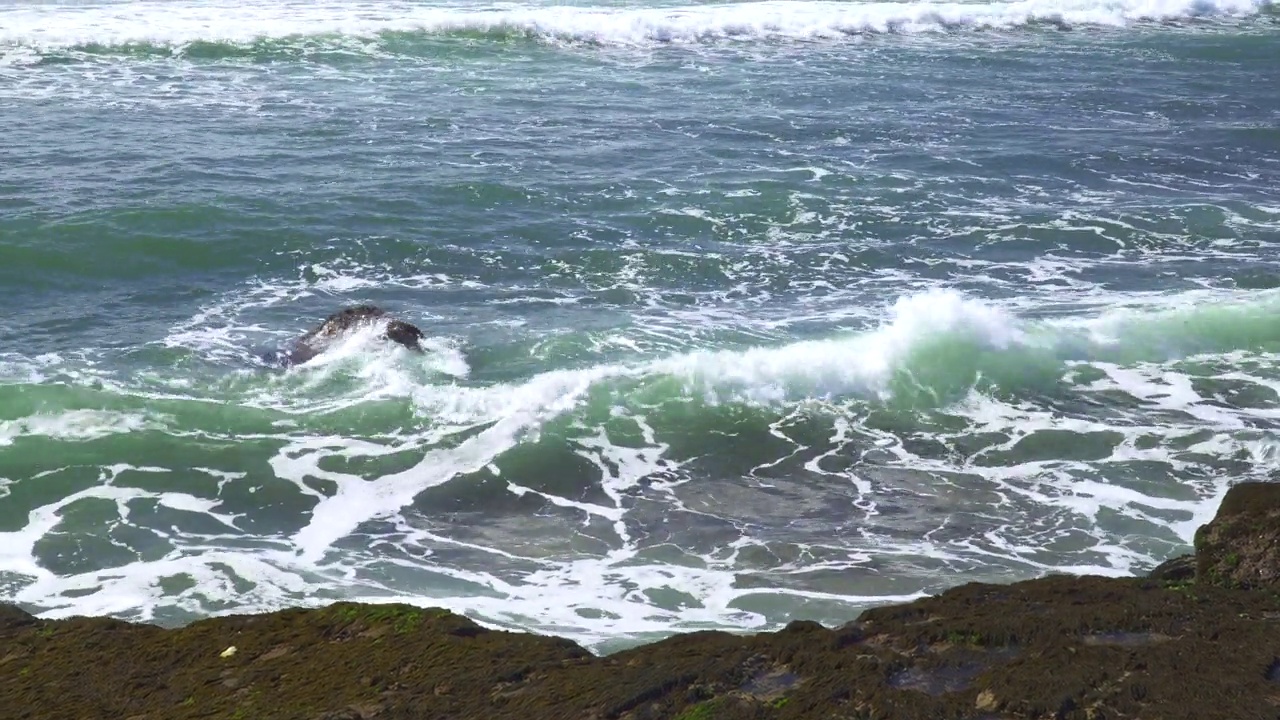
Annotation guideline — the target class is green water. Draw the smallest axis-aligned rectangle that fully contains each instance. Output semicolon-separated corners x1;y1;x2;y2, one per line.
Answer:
0;0;1278;651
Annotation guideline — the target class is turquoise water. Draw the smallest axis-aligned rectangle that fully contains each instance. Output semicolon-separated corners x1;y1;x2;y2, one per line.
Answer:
1;0;1278;651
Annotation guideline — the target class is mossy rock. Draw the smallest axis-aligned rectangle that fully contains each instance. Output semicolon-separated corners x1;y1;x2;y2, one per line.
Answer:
1194;481;1280;589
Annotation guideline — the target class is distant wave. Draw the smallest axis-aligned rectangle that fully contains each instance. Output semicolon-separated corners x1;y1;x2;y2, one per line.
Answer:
0;0;1272;60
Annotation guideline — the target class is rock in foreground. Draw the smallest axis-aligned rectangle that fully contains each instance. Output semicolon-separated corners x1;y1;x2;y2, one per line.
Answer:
5;483;1280;720
1196;481;1280;589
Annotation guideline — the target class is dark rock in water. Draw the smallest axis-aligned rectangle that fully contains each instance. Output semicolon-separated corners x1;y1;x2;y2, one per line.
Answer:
1233;271;1280;290
1195;481;1280;589
1147;553;1195;583
5;482;1280;720
281;305;425;367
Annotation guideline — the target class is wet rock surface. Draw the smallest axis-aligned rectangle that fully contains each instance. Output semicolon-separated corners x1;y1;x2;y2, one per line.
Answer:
5;482;1280;720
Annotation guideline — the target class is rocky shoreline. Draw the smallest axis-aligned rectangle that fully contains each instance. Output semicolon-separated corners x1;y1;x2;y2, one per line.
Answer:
5;482;1280;720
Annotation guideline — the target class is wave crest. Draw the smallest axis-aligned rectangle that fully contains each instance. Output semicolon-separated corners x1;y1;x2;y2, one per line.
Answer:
0;0;1272;61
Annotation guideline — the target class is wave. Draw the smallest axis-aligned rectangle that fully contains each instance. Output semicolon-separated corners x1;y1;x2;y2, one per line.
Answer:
645;288;1280;409
271;287;1280;422
2;288;1272;643
7;288;1280;427
0;0;1272;60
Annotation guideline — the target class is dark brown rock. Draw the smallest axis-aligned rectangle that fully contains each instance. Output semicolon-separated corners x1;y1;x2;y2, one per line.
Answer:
1195;481;1280;588
4;577;1280;720
1146;554;1195;583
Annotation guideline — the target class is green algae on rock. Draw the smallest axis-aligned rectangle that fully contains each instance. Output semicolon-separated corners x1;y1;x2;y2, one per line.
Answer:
4;482;1280;720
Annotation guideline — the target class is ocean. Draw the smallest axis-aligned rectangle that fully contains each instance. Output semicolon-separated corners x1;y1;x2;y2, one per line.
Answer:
0;0;1277;653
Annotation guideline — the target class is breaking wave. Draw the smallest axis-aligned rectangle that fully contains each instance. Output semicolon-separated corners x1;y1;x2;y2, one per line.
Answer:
0;0;1273;62
5;288;1280;436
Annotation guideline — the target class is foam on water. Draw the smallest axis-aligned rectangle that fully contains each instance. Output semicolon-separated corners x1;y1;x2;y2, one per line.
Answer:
0;0;1272;60
0;410;156;446
3;284;1279;647
280;359;637;562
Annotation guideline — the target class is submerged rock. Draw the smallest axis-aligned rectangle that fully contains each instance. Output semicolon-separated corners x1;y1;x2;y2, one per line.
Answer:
279;305;426;367
3;483;1280;720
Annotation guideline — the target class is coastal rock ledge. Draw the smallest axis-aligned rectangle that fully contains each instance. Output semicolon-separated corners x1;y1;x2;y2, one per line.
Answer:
7;483;1280;720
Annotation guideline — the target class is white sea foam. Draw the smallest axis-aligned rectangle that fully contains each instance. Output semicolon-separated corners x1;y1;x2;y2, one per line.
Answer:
0;0;1270;54
2;285;1275;648
657;288;1029;404
0;410;158;446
